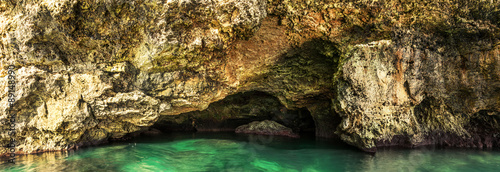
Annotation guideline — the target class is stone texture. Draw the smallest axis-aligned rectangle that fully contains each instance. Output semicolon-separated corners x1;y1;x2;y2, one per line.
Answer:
0;0;268;156
336;34;500;151
235;120;299;138
0;0;499;155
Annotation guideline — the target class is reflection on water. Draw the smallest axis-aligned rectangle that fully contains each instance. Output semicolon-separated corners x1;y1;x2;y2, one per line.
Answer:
359;147;500;172
1;132;499;172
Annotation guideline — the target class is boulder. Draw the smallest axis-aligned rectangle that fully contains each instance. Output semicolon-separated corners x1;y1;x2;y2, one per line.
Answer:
235;120;299;138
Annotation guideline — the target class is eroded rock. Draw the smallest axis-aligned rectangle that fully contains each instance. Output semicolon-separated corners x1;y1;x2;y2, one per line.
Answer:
235;120;299;138
336;34;500;151
0;0;499;155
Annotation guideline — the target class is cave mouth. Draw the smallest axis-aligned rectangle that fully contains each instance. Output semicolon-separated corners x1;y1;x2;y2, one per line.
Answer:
150;91;316;137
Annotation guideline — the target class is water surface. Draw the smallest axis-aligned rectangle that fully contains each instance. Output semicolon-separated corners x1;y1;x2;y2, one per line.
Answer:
1;132;499;171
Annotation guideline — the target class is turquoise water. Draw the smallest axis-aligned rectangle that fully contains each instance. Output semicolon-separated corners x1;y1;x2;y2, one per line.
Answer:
1;132;500;172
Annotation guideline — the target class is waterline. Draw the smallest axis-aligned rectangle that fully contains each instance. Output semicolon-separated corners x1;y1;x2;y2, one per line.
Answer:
1;132;499;172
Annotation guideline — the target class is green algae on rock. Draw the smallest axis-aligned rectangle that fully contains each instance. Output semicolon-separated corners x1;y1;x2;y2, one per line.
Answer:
235;120;299;138
1;0;500;156
336;35;500;151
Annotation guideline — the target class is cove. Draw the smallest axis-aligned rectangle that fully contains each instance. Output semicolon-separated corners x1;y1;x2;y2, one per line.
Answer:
1;132;499;172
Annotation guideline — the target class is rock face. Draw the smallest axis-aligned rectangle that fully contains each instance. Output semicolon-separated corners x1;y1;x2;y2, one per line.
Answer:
0;0;499;155
336;38;500;151
235;120;299;138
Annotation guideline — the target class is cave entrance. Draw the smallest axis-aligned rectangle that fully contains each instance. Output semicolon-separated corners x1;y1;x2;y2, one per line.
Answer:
151;91;316;136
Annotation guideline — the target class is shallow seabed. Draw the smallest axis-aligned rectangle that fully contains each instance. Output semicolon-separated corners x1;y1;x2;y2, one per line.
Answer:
1;132;499;172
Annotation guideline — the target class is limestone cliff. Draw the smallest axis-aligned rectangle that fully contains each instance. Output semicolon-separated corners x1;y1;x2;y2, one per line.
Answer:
0;0;499;155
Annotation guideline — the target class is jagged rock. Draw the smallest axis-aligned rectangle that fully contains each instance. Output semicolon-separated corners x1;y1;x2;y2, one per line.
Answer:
0;0;269;156
0;0;499;155
235;120;299;138
336;36;500;151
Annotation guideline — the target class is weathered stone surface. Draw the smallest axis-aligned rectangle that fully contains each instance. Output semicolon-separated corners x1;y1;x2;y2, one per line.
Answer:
0;0;499;155
0;0;268;156
235;120;299;138
307;100;340;138
336;35;500;151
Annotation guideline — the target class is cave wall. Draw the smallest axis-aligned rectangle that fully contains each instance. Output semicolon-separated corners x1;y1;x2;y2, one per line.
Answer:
0;0;499;155
152;91;315;133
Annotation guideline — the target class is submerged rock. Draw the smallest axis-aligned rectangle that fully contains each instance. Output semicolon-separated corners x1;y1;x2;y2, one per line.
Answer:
235;120;299;138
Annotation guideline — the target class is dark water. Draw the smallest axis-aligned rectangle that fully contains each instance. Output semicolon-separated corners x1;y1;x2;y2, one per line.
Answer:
1;132;500;172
